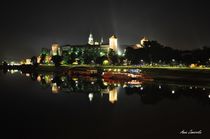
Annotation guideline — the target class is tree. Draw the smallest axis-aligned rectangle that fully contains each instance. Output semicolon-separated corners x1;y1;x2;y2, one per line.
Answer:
31;56;38;67
108;49;119;65
2;61;8;67
52;55;63;67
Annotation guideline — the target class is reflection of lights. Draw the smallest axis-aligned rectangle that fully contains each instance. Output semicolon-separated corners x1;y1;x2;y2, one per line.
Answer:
26;73;30;77
109;88;118;104
128;80;142;85
140;87;144;90
45;75;52;84
159;85;162;89
72;78;78;81
88;93;93;102
172;90;175;94
114;69;117;72
37;76;42;82
108;69;112;71
10;69;19;74
61;77;65;82
123;69;127;72
52;83;60;94
123;84;127;88
103;82;108;86
117;69;121;72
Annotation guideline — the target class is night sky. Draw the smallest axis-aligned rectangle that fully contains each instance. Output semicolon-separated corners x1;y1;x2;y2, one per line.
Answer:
0;0;210;61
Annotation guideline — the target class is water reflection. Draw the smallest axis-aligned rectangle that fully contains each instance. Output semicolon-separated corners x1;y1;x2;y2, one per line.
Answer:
5;69;210;105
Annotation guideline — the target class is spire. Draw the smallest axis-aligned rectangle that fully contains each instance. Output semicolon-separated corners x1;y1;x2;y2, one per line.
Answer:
88;33;94;45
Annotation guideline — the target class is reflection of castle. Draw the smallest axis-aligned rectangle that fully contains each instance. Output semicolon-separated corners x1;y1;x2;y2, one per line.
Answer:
108;88;118;103
100;87;118;103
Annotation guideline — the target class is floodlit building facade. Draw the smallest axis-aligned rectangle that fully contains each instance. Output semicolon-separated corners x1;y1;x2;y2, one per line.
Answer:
109;35;118;51
51;43;62;56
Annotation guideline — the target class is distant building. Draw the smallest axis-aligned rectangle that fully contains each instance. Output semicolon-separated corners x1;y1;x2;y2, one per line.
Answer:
134;37;149;49
140;37;149;47
25;59;32;65
51;43;62;56
109;35;118;51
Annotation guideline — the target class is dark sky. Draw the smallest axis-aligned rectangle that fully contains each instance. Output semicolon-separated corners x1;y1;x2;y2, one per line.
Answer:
1;0;210;61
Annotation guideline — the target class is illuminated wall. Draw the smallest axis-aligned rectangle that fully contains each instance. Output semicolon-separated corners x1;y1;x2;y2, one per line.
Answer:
51;43;61;56
109;35;118;51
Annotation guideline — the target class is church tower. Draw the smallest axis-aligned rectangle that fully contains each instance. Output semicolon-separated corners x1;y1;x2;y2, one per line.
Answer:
88;33;94;45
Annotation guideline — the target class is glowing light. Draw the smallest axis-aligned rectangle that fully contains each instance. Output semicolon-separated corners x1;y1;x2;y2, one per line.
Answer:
88;93;93;102
203;88;206;91
72;61;78;65
123;69;127;72
25;59;32;65
103;60;109;65
103;82;108;86
140;87;144;90
72;78;78;81
123;84;127;88
190;64;197;68
26;73;30;77
91;81;94;85
159;85;162;89
208;94;210;98
52;83;60;94
172;90;175;94
37;76;42;82
117;51;122;56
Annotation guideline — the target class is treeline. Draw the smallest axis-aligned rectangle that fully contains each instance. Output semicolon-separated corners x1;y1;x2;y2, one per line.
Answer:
125;41;210;65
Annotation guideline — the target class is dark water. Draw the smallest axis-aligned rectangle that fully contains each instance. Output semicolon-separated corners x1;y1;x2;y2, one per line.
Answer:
1;70;210;138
